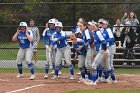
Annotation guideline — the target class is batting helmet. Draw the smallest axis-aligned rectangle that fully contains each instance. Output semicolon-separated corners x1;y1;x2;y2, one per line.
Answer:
48;19;56;24
55;22;63;27
19;22;27;27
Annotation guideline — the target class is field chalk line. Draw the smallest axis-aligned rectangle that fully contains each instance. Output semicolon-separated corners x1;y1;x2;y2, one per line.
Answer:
5;84;46;93
0;79;9;82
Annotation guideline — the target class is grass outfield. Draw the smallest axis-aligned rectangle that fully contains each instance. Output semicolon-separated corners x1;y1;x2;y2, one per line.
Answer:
0;68;139;74
0;41;46;60
66;88;140;93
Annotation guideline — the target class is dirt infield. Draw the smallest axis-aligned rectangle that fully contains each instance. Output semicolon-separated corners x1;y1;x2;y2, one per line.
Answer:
0;73;140;93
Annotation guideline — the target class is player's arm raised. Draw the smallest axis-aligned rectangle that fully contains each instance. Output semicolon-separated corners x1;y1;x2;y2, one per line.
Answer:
26;30;33;42
12;28;20;41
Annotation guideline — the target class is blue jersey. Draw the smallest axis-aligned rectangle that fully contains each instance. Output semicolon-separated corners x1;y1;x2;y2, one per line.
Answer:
92;30;107;52
17;30;33;49
102;28;115;46
73;38;87;56
42;28;55;45
52;30;68;48
82;29;92;48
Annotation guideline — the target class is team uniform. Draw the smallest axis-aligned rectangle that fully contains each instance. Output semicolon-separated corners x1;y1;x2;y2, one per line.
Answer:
82;29;95;80
102;27;116;70
42;19;56;78
13;22;35;80
51;22;74;79
73;38;87;81
85;28;116;85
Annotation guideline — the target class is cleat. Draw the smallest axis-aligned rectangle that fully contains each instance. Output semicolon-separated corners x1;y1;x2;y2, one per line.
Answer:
70;75;75;80
78;78;85;83
104;79;111;83
83;79;91;85
44;74;48;79
90;81;97;86
85;81;97;86
17;74;23;78
98;77;105;83
30;74;35;80
112;80;118;84
51;75;58;80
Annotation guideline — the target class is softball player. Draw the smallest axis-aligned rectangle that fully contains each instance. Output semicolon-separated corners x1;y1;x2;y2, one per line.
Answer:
51;22;74;80
27;19;40;64
86;22;115;85
12;22;35;80
101;20;117;83
78;22;94;81
42;19;56;78
70;34;87;82
97;18;108;82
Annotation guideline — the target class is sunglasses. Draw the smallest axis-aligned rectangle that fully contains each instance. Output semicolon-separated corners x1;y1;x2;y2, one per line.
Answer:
98;22;103;24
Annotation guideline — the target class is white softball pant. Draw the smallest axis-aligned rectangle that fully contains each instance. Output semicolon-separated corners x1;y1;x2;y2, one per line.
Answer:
16;47;33;64
92;49;111;71
55;45;72;67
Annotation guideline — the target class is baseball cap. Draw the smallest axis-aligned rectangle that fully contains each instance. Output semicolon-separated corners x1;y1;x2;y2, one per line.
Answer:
55;22;63;27
19;22;27;27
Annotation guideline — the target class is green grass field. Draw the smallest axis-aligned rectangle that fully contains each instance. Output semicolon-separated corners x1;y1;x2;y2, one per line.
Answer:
0;41;46;60
0;68;139;74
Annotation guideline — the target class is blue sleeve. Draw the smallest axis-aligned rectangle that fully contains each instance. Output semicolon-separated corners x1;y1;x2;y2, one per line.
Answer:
101;40;107;44
79;41;85;48
58;36;66;41
51;40;56;46
106;38;114;43
42;31;48;45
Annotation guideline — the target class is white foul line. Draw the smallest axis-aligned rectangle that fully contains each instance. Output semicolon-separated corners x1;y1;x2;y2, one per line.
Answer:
5;84;46;93
0;79;9;82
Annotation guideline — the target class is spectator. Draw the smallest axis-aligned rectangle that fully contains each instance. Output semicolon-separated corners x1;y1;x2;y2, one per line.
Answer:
113;19;124;47
28;19;40;64
121;21;136;59
121;11;139;32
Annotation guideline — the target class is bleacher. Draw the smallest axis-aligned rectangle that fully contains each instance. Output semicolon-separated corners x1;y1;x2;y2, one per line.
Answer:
65;31;140;68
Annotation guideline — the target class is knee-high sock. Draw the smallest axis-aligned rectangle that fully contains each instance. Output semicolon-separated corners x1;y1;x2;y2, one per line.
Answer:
103;68;109;79
45;64;49;74
108;69;116;80
28;63;34;74
17;64;22;74
86;68;91;80
91;68;97;82
98;66;103;78
69;65;74;75
79;67;85;79
55;64;60;76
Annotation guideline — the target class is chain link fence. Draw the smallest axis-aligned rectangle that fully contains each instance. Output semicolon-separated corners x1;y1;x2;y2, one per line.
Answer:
0;2;140;68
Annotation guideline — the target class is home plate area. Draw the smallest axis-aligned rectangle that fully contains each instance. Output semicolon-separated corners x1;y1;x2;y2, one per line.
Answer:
0;73;140;93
